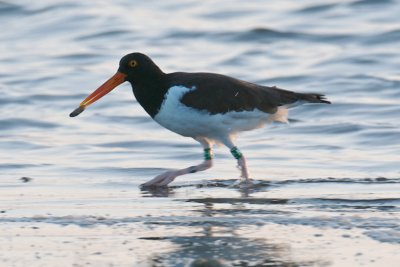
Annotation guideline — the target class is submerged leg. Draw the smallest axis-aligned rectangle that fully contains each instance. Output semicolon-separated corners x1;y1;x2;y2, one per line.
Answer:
141;139;213;187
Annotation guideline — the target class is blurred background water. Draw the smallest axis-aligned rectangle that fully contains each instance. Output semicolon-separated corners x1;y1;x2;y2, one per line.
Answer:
1;0;400;266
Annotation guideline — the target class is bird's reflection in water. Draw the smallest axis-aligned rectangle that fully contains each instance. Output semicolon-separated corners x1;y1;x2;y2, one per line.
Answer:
140;182;326;267
141;179;271;198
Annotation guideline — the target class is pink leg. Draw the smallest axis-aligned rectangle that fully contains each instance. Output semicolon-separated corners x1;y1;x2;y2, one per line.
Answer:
237;156;249;179
141;138;213;187
141;160;213;187
223;137;251;182
230;147;250;180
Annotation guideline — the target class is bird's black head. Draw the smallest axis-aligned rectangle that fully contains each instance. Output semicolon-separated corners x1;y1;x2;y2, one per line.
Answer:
69;52;164;117
118;53;164;86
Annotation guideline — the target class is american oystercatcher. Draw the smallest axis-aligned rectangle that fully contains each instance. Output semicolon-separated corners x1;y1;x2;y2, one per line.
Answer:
70;53;330;186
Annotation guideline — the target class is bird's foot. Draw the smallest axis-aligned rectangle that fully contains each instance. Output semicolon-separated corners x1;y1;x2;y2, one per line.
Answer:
239;178;254;188
231;178;254;188
141;170;179;187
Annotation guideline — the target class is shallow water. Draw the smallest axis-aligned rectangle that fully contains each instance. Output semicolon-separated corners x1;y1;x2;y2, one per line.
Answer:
1;0;400;266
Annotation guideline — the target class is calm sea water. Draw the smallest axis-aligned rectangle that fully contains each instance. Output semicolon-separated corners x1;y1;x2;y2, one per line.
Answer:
1;0;400;266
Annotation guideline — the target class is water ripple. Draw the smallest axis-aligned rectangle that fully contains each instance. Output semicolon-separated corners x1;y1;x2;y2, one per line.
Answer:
0;118;59;130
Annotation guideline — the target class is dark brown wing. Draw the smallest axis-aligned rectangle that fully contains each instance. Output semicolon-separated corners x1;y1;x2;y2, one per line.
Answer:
167;72;329;115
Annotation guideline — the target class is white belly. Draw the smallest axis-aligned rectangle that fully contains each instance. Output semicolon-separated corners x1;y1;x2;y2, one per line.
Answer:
153;86;285;142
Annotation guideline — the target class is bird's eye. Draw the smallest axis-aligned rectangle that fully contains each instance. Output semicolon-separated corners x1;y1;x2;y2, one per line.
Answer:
128;60;138;68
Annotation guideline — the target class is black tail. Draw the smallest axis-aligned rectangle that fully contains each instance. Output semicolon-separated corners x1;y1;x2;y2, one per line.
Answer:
296;93;331;104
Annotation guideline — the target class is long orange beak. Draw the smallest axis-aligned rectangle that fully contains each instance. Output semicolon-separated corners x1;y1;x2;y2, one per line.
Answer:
70;71;127;117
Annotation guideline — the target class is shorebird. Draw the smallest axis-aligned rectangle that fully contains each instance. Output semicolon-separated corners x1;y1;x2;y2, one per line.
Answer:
70;53;330;186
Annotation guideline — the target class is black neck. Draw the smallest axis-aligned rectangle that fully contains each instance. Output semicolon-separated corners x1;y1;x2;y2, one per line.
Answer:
129;75;169;118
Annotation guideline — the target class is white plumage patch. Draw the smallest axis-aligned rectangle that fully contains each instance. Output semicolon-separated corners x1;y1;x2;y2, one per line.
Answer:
153;86;288;143
268;106;289;123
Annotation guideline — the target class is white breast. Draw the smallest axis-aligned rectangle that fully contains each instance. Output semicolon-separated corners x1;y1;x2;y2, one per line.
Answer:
153;86;286;142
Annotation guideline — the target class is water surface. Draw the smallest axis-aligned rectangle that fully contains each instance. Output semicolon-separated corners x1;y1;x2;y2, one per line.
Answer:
1;0;400;266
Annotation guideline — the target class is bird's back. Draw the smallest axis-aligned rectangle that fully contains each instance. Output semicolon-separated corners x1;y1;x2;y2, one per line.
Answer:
166;72;330;115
